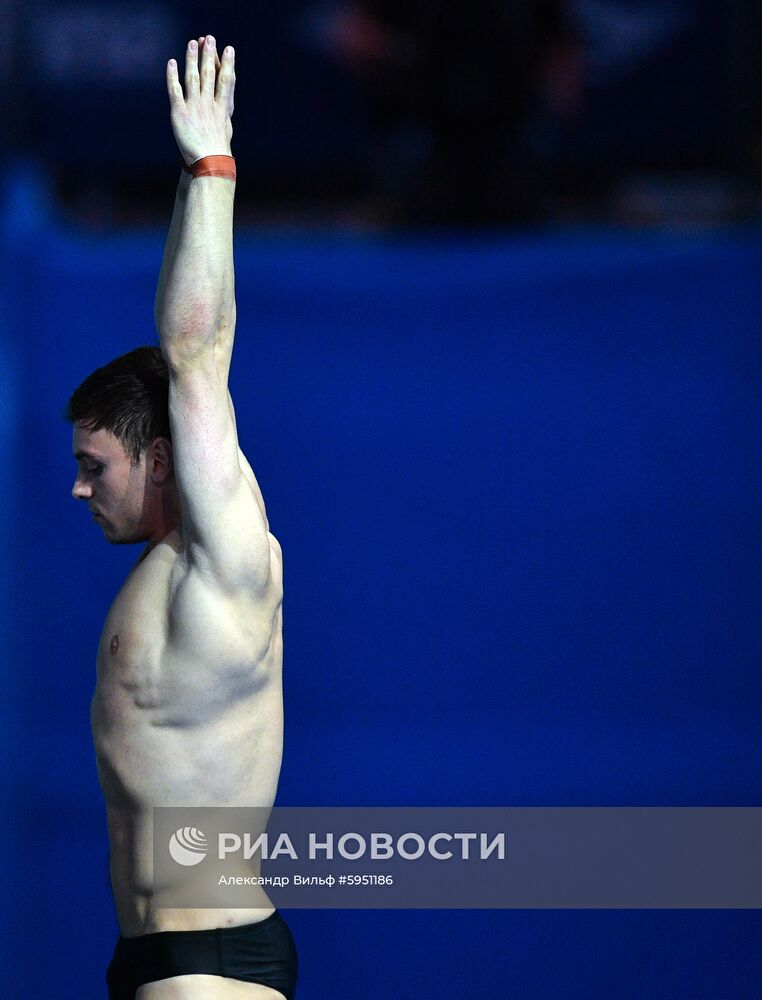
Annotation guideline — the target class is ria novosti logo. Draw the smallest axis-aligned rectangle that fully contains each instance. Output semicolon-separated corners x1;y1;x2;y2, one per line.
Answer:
168;827;208;866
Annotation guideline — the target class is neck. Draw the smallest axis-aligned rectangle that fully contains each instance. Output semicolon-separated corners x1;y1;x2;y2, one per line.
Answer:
137;495;182;565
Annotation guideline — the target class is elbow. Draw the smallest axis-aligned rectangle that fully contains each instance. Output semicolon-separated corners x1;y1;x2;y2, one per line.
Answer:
156;295;235;357
157;297;218;344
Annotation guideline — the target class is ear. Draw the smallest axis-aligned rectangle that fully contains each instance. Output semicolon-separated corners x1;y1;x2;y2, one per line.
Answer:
148;437;174;483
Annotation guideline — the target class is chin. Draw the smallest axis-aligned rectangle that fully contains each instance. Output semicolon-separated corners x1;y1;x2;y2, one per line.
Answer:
108;527;149;546
106;532;136;545
99;523;123;544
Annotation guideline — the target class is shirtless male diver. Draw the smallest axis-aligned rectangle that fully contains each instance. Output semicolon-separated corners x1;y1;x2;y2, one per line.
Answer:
66;34;297;1000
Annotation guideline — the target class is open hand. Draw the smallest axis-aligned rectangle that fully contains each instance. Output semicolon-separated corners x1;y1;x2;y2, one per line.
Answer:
166;34;235;166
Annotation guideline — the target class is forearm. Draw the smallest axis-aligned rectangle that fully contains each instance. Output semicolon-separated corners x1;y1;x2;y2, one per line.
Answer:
154;173;236;354
156;34;237;355
154;169;191;326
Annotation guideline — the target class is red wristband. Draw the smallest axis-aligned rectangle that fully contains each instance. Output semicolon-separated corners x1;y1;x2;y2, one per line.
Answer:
182;155;237;181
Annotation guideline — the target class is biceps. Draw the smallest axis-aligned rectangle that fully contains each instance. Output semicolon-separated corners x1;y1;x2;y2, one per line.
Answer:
185;476;272;591
168;358;270;589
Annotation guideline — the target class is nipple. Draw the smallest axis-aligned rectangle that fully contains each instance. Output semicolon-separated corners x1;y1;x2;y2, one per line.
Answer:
110;634;119;655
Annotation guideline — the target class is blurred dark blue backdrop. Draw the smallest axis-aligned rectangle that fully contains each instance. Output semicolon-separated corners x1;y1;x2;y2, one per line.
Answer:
3;166;762;996
15;0;748;208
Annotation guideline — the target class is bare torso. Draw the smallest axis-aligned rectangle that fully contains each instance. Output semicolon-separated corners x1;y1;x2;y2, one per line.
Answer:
91;524;284;937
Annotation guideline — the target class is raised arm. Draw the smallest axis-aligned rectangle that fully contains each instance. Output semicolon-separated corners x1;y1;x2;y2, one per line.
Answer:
155;35;236;350
156;36;271;592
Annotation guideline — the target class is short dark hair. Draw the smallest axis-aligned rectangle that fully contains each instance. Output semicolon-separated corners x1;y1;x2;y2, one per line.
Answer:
64;346;171;467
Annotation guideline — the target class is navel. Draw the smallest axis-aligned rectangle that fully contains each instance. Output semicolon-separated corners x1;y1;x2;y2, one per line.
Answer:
110;634;120;655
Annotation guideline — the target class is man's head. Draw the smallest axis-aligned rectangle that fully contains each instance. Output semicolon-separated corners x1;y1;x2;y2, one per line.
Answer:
65;346;179;544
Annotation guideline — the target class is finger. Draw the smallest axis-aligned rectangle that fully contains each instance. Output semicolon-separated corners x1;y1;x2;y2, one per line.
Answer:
166;58;184;107
200;35;220;94
216;45;235;112
184;38;200;95
200;34;216;96
202;36;222;92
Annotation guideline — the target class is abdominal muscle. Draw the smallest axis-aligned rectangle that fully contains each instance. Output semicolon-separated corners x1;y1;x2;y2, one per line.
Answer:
106;805;277;936
98;679;283;936
93;593;284;934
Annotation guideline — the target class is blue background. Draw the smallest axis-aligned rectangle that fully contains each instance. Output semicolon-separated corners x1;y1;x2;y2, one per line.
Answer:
2;167;761;996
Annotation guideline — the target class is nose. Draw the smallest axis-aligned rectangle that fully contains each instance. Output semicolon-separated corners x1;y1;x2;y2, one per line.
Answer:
71;475;93;500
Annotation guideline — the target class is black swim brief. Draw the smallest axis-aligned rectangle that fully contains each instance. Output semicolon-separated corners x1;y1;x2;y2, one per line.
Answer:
106;910;297;999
